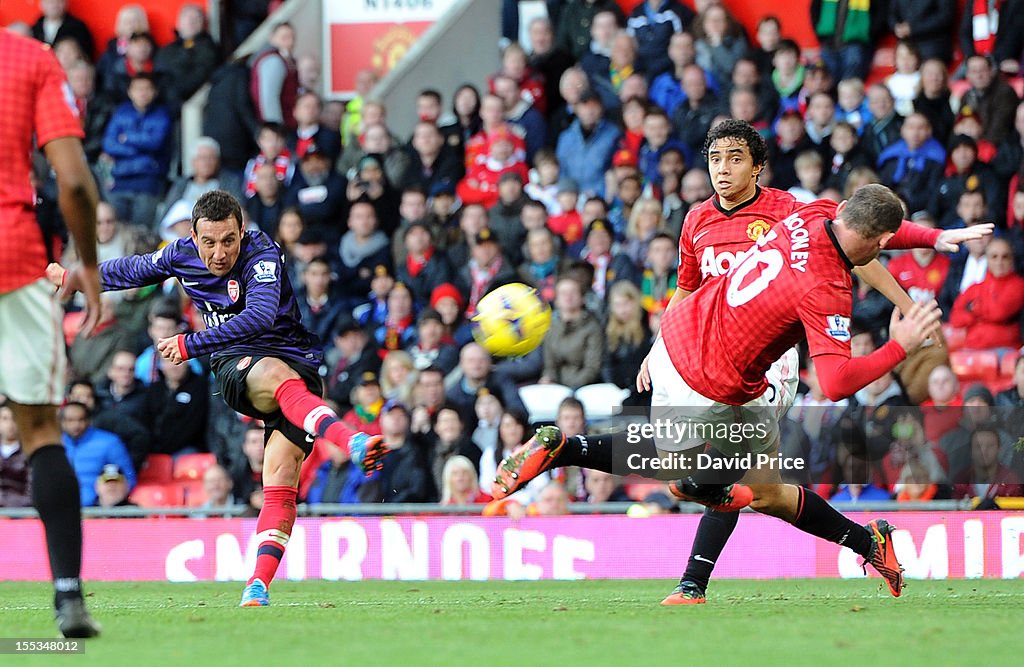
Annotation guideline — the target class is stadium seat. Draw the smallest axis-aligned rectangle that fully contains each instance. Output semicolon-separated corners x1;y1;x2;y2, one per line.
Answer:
984;377;1015;395
179;481;208;507
999;350;1020;377
518;383;573;423
941;325;967;351
137;454;173;485
129;484;185;507
574;383;631;421
172;452;217;481
949;349;1000;382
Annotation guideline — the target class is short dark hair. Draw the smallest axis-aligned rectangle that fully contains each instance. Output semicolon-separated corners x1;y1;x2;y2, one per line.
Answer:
970;426;1001;446
522;199;548;214
775;39;800;56
960;187;987;204
130;71;158;87
418;365;445;380
149;298;183;324
67;378;94;394
305;255;332;272
257;121;286;140
841;183;904;237
402;185;427;199
61;401;91;419
418;88;442;103
702;119;769;168
192;190;243;231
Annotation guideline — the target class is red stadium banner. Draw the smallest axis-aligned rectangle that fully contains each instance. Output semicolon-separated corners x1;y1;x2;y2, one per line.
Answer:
2;512;1023;582
324;0;458;97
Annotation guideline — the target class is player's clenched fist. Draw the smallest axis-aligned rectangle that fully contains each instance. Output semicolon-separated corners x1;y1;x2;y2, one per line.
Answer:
889;301;943;352
157;335;187;365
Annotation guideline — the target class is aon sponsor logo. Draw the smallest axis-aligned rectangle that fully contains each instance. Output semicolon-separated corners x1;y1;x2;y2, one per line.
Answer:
699;246;751;278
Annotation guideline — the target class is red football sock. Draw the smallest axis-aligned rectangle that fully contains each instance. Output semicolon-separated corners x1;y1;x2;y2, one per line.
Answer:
274;378;357;449
248;485;297;587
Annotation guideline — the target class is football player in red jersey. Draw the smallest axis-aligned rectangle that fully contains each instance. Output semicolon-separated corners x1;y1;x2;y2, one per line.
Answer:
0;30;102;636
492;122;992;602
644;120;985;605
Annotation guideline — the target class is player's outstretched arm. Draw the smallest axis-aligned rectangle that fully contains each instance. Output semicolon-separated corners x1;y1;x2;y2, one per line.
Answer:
43;136;100;336
48;242;177;297
888;219;995;252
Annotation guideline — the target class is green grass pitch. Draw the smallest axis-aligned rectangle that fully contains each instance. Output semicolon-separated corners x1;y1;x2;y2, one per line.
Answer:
4;579;1023;666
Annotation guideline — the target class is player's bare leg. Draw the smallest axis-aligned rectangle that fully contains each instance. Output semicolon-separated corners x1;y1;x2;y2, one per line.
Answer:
240;430;303;607
10;403;100;636
246;358;384;470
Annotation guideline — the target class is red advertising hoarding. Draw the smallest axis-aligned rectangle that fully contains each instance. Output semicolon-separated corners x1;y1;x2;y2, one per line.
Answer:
3;512;1023;582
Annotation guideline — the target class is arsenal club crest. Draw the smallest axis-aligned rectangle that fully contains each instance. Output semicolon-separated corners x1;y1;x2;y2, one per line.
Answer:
227;280;240;302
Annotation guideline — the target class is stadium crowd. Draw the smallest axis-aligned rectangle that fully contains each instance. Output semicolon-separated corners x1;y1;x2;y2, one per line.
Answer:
1;0;1024;516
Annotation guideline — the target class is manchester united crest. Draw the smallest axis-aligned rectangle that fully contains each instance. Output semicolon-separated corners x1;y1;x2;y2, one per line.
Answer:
747;219;771;241
227;279;240;303
371;27;416;72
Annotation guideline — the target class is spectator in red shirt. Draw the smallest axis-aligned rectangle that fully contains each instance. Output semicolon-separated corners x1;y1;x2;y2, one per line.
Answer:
920;364;963;444
548;178;584;245
950;238;1024;350
887;212;950;304
456;126;529;208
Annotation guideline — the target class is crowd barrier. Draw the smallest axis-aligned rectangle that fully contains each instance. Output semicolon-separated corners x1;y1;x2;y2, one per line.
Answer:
2;511;1022;582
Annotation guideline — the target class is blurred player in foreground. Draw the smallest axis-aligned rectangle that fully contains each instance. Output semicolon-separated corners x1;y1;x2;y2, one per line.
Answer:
0;29;102;637
50;191;387;608
495;184;948;599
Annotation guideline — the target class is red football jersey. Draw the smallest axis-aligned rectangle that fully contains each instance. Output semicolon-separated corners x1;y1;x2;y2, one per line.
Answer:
677;186;800;292
0;32;83;294
661;200;856;404
887;252;950;304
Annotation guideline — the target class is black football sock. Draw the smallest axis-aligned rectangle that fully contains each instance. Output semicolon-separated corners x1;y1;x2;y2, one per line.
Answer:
30;445;84;606
555;433;619;472
681;508;740;590
555;429;664;473
792;486;873;557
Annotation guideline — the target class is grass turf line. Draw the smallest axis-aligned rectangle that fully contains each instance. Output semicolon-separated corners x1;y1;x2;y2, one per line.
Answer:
3;579;1022;666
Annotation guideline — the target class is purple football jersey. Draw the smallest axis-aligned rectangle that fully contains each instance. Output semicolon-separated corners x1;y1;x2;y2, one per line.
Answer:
100;230;322;366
